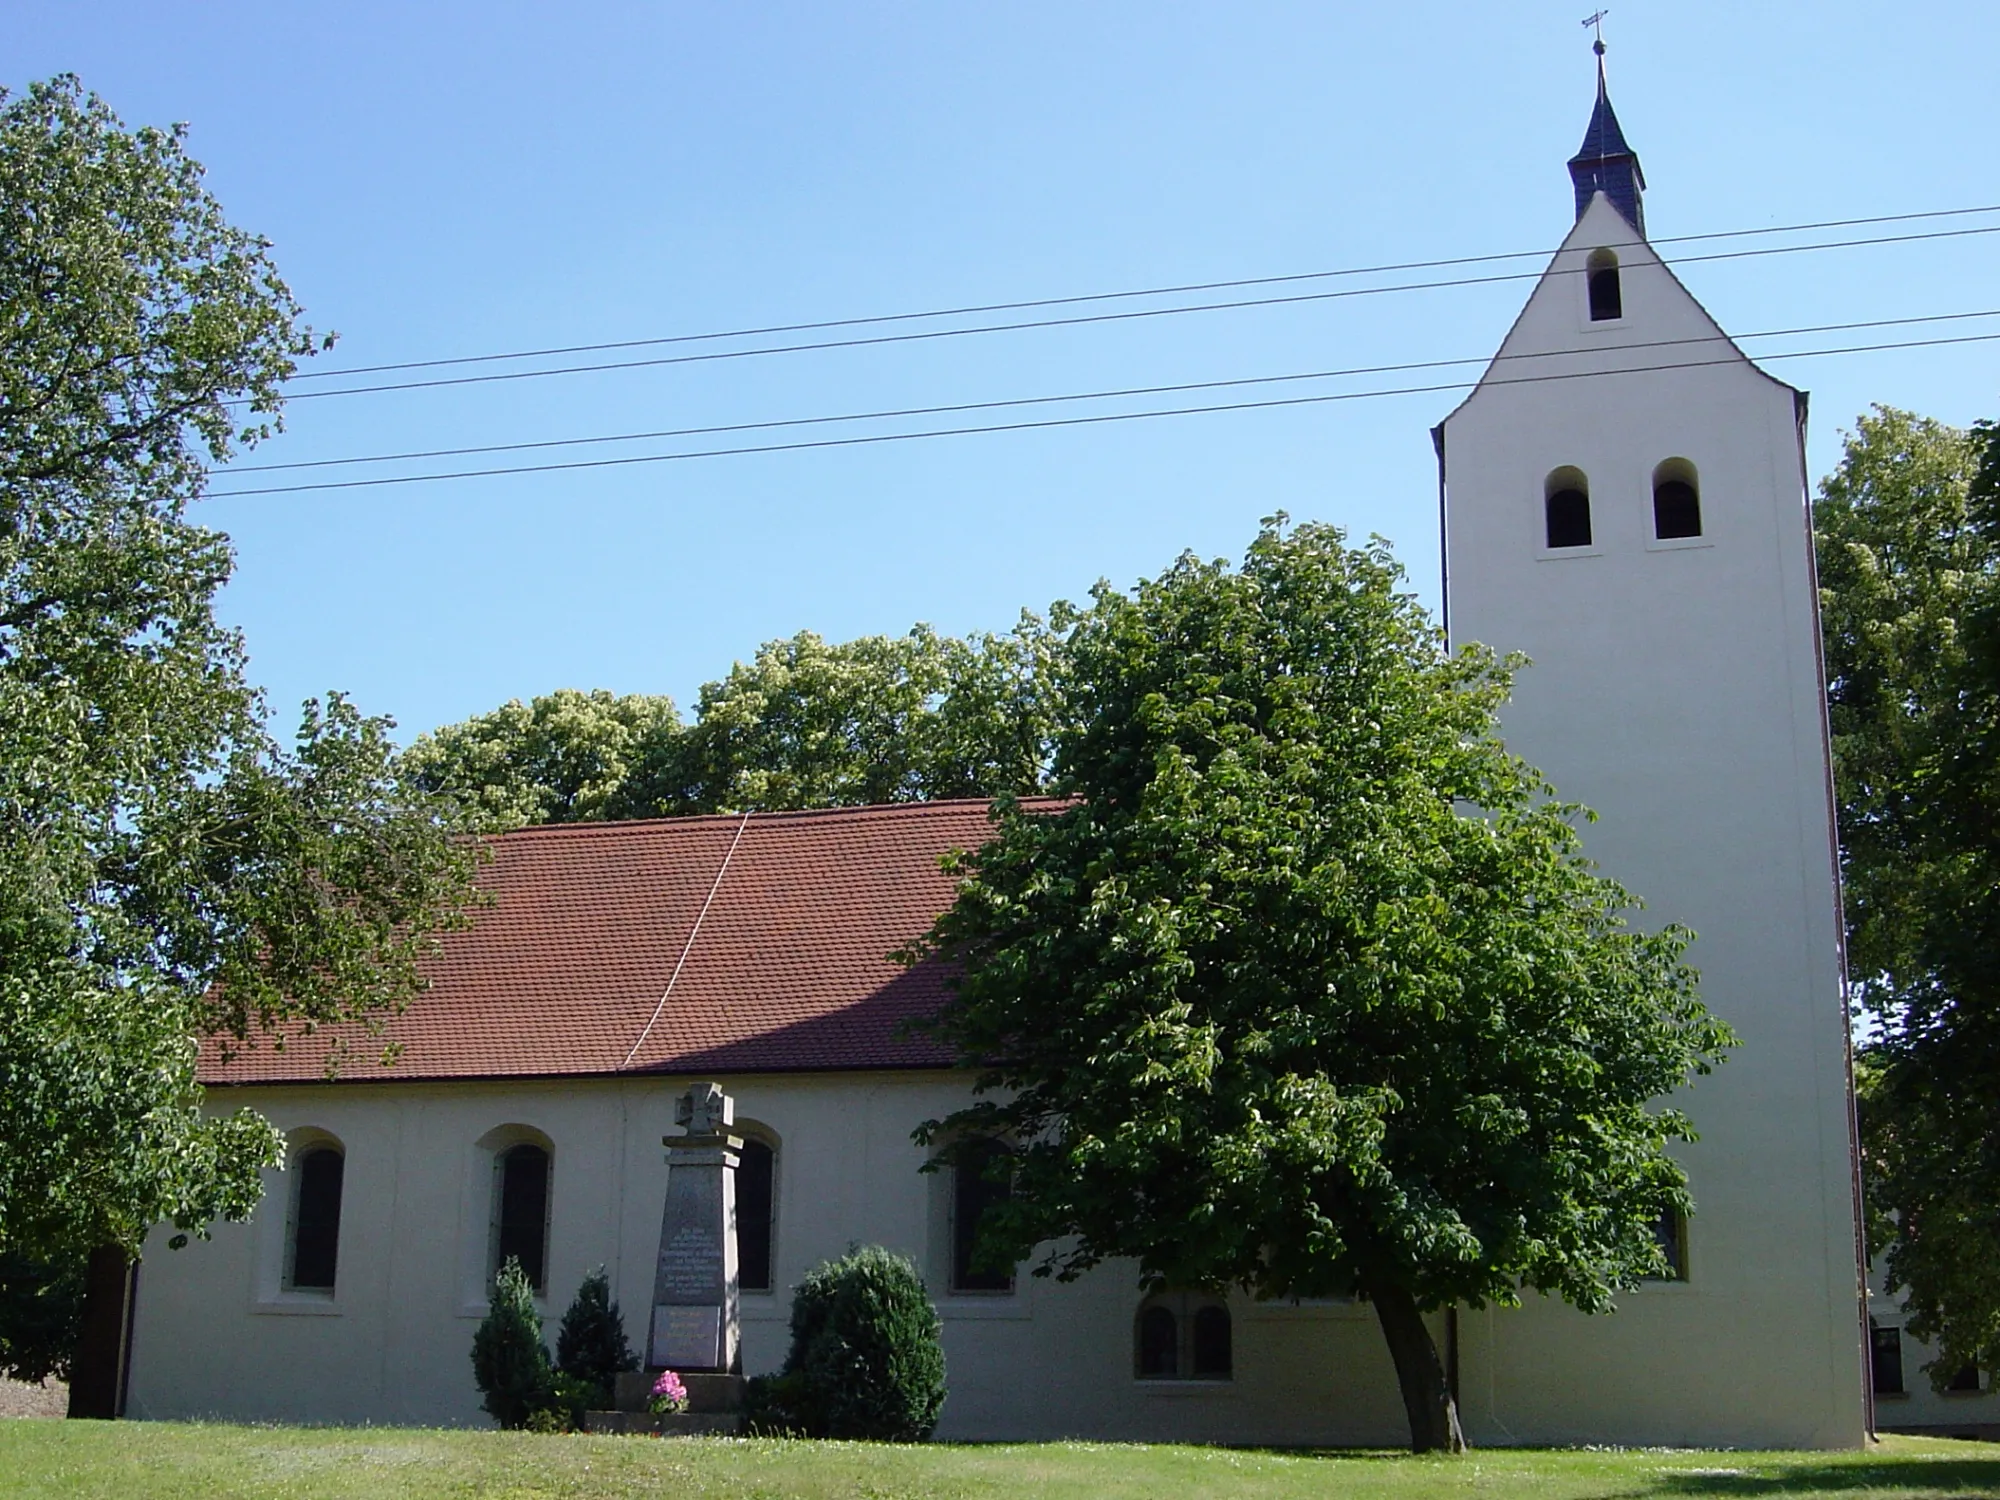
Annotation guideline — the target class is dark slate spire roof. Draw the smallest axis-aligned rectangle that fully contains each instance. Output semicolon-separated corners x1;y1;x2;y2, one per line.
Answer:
1567;54;1646;235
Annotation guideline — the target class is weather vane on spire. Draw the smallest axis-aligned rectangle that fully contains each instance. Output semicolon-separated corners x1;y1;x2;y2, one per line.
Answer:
1581;9;1609;56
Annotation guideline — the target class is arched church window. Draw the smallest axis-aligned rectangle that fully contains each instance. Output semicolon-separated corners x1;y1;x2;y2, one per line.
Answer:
1135;1291;1233;1380
950;1138;1015;1293
736;1133;777;1294
1544;467;1593;549
1653;458;1702;539
286;1140;345;1292
1586;248;1622;321
494;1142;552;1293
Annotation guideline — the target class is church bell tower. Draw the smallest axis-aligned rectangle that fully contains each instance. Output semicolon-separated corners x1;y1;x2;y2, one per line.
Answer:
1431;58;1868;1448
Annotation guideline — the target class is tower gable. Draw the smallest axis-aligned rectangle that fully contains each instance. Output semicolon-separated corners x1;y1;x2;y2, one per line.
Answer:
1444;192;1791;428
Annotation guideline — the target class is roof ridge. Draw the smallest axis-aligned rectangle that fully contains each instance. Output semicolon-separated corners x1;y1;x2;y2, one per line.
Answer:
496;795;1062;842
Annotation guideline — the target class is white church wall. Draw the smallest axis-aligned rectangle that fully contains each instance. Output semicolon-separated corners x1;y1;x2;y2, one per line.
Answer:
1435;192;1867;1449
1867;1273;2000;1438
127;1071;1426;1443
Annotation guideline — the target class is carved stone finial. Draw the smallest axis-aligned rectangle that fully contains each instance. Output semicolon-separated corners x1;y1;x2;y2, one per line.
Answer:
675;1081;734;1137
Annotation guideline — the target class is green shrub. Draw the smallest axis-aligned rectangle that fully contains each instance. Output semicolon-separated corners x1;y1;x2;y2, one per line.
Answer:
553;1266;636;1409
470;1258;553;1429
777;1246;946;1441
742;1369;816;1437
530;1371;600;1433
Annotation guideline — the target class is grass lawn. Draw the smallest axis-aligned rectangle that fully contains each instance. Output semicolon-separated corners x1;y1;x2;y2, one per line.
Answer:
2;1426;1998;1500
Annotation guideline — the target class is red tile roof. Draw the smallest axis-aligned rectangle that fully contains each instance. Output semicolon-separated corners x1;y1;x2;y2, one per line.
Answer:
200;799;1049;1086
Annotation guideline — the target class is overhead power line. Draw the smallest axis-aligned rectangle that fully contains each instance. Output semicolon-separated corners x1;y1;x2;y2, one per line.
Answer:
288;202;2000;383
221;309;2000;477
234;221;2000;408
204;327;2000;500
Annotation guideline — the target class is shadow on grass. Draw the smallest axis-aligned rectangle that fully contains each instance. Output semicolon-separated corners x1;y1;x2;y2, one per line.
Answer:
1618;1457;2000;1496
1212;1446;2000;1497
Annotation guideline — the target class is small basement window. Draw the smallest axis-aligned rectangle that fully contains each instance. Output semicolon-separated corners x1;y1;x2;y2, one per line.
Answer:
1653;458;1702;540
1135;1292;1233;1381
1871;1320;1905;1396
1544;467;1592;549
1948;1361;1983;1394
1644;1207;1688;1281
1586;248;1622;321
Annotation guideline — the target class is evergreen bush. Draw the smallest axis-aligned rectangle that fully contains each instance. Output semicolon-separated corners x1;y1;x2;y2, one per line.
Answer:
553;1266;636;1409
470;1257;553;1429
772;1246;946;1441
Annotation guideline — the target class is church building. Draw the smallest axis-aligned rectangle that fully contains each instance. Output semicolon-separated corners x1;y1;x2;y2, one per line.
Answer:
126;65;1888;1446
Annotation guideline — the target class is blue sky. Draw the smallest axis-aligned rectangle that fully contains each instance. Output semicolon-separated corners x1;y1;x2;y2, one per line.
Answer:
6;2;1997;741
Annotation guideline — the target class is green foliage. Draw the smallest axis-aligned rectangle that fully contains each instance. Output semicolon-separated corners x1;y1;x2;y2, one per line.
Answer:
1816;407;2000;1389
0;1250;84;1383
741;1369;815;1437
470;1258;553;1429
910;519;1731;1450
410;620;1064;826
768;1246;946;1442
404;691;682;829
532;1372;600;1433
0;74;480;1295
552;1266;636;1408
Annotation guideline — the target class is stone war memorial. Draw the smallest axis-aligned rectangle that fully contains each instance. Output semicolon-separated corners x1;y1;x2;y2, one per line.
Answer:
594;1082;746;1434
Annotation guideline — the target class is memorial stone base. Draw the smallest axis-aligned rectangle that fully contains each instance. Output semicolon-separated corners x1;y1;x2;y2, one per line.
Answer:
585;1368;745;1436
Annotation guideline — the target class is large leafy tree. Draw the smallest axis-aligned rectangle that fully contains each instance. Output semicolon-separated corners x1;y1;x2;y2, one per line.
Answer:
0;76;478;1377
910;520;1731;1452
411;620;1062;826
678;622;1060;812
1815;405;2000;1387
404;689;682;828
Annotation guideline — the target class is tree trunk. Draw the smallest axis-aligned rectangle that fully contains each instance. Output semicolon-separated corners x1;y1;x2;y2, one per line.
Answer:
1370;1283;1466;1453
67;1246;135;1420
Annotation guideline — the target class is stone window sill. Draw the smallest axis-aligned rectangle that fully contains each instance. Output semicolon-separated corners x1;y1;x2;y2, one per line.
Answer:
937;1297;1032;1321
457;1296;550;1320
1135;1379;1235;1396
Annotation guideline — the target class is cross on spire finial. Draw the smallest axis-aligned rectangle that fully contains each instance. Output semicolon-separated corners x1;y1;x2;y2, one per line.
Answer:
1567;13;1645;234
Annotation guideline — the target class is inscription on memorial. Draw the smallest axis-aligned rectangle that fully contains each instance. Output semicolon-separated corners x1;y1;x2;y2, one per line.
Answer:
650;1303;722;1369
660;1224;722;1301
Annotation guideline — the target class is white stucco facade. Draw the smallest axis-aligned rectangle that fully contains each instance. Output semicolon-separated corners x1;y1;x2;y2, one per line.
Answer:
1435;190;1868;1448
129;1061;1866;1445
129;1072;1425;1444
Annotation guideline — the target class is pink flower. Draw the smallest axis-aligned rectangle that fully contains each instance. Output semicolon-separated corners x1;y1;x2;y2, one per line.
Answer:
647;1369;689;1415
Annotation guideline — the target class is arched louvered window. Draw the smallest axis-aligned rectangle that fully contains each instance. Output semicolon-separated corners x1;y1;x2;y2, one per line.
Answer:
1653;458;1702;540
1586;248;1622;321
287;1143;345;1292
1545;467;1593;549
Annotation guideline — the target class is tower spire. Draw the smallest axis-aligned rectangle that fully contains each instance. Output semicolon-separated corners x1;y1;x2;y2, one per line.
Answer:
1567;17;1646;234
